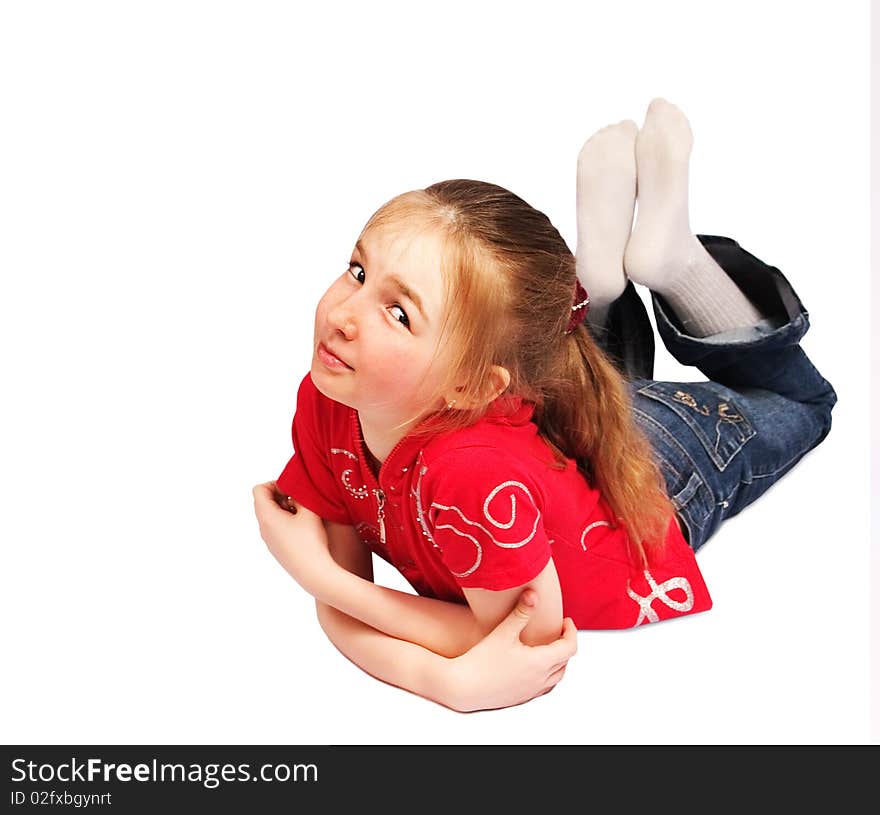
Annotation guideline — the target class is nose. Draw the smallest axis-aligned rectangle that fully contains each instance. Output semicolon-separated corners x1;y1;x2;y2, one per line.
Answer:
327;296;358;340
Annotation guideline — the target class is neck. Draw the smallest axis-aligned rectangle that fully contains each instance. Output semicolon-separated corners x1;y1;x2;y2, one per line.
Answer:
356;397;451;472
357;412;410;470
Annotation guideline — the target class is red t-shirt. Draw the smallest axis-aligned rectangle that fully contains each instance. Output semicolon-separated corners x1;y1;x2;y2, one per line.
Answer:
276;372;712;630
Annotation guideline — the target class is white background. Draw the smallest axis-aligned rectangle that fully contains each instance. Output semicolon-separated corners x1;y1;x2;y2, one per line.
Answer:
1;1;873;745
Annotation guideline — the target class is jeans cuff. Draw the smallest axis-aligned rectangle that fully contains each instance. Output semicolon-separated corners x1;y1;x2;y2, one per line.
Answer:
651;234;811;358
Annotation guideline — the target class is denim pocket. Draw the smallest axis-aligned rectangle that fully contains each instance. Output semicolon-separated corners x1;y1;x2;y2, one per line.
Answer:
630;406;716;548
636;382;756;472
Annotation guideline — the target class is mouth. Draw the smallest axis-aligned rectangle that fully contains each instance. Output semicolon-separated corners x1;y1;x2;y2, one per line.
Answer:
317;342;353;370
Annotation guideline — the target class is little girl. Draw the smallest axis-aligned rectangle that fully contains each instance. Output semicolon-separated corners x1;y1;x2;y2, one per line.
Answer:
252;98;837;712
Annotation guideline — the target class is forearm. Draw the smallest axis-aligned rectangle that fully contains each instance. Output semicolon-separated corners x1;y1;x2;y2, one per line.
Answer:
319;567;482;658
263;505;480;657
315;600;462;710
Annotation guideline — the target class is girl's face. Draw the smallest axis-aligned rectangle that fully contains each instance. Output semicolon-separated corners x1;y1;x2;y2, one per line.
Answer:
310;222;453;426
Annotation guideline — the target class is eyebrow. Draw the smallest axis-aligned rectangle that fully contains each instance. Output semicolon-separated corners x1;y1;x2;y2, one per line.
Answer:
354;239;430;323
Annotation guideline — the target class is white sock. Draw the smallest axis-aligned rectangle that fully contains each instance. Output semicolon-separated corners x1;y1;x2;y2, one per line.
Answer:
575;119;638;329
623;98;763;337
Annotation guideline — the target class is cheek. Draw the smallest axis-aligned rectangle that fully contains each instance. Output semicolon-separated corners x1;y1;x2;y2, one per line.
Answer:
314;296;328;327
371;346;440;392
369;346;410;379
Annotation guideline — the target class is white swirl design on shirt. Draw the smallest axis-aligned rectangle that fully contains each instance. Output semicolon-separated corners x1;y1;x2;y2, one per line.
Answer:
331;447;369;499
433;519;483;577
330;447;358;460
431;481;541;578
626;569;695;625
411;452;438;549
580;520;611;551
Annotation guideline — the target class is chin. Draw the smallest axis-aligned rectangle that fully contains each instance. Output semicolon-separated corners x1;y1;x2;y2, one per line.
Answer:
310;363;357;408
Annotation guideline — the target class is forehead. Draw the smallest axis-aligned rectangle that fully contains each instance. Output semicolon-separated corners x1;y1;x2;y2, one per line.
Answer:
360;218;442;263
357;222;448;312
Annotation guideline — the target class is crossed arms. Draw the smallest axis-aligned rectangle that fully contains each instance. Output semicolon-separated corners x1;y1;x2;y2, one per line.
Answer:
252;482;577;712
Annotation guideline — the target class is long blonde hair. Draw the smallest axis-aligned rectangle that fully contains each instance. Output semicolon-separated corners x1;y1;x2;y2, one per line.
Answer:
359;179;674;562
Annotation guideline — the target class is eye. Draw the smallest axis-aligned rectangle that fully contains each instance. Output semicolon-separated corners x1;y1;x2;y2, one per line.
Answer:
347;262;411;330
389;304;410;329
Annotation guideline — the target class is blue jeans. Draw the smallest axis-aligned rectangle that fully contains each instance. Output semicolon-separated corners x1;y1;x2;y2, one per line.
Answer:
593;234;838;552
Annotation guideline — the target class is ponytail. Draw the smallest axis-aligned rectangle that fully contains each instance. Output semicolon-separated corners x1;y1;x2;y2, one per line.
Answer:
536;325;675;565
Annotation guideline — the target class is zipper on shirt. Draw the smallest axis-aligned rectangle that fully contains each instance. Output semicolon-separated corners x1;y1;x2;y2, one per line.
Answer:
373;488;386;546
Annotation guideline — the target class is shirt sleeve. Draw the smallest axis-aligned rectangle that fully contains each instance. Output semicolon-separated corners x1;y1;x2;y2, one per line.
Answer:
423;447;552;591
275;373;352;525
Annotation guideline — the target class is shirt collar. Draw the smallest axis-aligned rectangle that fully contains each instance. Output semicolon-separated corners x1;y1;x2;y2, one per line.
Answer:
352;392;536;478
485;392;534;425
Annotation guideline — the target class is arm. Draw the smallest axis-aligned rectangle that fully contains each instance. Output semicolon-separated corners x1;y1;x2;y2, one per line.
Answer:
462;558;564;647
315;601;457;707
316;589;577;712
256;482;561;656
255;481;578;711
322;520;483;658
254;482;482;657
322;530;565;657
318;520;575;712
315;516;466;708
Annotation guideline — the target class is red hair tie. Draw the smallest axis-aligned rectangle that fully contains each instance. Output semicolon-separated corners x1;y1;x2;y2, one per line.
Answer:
565;280;590;334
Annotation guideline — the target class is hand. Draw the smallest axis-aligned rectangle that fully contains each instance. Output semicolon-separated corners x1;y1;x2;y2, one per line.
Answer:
252;481;337;598
447;590;578;712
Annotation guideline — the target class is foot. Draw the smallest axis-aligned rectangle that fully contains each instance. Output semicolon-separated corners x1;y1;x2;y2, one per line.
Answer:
623;97;705;289
624;98;763;336
574;119;638;323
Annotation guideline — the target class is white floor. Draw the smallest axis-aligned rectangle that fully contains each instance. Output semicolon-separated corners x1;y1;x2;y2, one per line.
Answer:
1;1;873;745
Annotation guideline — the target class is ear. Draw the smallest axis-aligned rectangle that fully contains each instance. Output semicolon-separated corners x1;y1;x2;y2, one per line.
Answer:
445;365;511;410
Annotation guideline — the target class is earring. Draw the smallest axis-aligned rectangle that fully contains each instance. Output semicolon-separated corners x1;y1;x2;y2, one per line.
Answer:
447;399;457;409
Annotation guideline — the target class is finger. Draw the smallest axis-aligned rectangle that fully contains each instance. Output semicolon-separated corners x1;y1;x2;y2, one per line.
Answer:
487;590;537;642
253;482;274;501
259;481;294;510
538;663;568;698
541;619;578;661
561;617;578;654
545;656;570;676
496;589;537;636
513;589;537;619
253;483;289;515
254;489;277;517
546;663;567;687
536;680;559;700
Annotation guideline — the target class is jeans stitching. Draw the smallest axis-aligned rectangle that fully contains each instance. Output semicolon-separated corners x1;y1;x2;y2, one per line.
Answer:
632;408;704;483
748;446;816;481
631;406;711;532
636;382;757;471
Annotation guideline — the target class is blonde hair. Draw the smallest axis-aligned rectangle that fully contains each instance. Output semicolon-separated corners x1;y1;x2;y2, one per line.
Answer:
359;179;674;562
